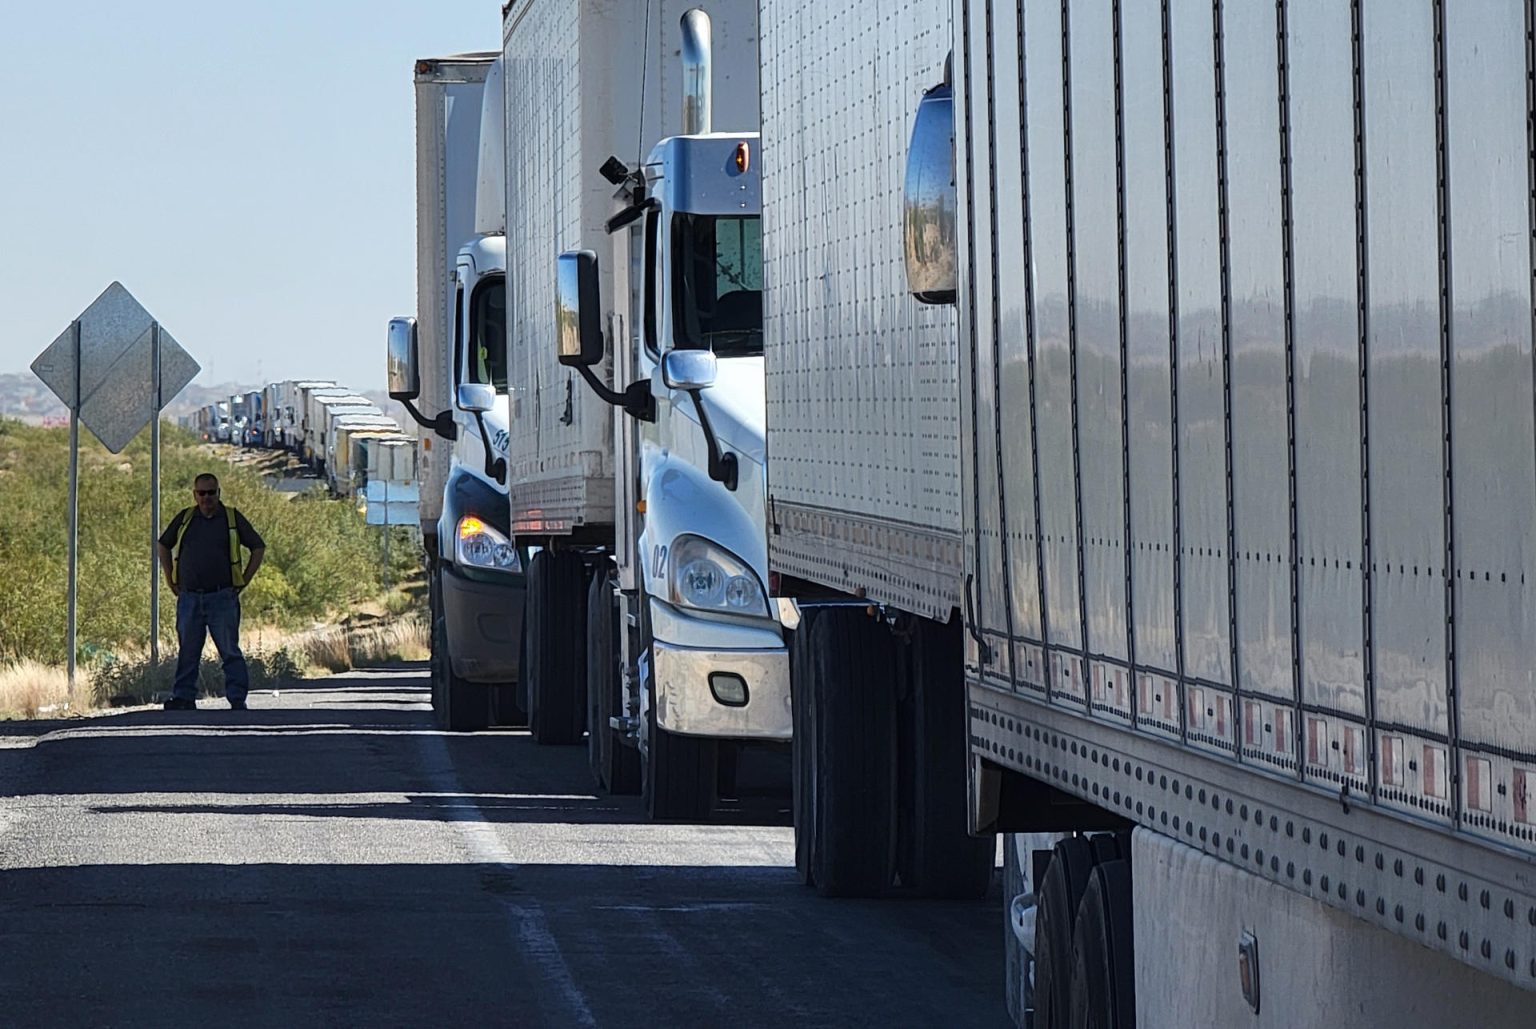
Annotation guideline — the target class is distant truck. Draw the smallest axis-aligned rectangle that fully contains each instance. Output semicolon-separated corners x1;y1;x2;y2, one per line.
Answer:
387;53;524;732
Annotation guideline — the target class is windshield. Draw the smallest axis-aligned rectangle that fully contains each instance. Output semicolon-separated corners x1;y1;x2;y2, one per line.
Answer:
468;276;507;391
672;214;762;355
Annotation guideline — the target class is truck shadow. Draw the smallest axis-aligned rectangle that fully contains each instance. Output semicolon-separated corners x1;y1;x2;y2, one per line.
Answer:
0;860;1005;1028
2;668;792;831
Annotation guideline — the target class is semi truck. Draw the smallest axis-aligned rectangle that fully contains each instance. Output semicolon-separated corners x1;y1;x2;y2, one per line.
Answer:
387;53;525;732
305;393;378;471
763;0;1536;1024
501;0;786;819
270;380;334;450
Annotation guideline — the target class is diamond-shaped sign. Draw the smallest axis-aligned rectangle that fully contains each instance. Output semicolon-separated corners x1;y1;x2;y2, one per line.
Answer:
31;282;199;453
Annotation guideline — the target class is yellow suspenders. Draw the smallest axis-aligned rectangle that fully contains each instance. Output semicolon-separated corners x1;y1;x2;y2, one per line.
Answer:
170;505;245;588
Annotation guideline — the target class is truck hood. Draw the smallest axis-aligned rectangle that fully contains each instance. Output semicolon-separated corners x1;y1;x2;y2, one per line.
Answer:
475;393;511;457
676;355;765;463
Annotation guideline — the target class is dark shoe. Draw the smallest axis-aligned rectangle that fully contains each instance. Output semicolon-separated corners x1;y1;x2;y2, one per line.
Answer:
228;699;248;711
163;698;196;711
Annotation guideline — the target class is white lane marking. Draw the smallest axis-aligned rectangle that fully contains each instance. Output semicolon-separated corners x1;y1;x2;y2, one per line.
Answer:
415;727;597;1028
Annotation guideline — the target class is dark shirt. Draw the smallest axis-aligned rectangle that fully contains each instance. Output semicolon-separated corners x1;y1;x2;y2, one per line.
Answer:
159;504;264;592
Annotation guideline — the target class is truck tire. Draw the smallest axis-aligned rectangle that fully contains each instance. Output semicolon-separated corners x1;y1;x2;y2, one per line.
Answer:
902;616;995;899
587;568;640;794
433;602;490;732
642;672;718;821
1003;837;1031;1029
1032;836;1096;1029
808;606;898;897
525;551;587;746
1068;859;1135;1029
789;610;818;885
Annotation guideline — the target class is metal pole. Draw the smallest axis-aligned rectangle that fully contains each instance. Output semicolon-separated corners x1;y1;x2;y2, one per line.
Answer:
382;478;390;591
66;320;80;700
150;323;161;668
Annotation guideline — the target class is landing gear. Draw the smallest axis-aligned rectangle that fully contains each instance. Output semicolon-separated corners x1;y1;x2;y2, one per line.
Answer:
587;567;640;793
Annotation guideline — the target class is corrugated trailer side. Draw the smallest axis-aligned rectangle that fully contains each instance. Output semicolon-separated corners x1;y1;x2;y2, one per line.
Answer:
499;0;758;539
760;0;960;619
413;55;494;537
947;0;1536;1016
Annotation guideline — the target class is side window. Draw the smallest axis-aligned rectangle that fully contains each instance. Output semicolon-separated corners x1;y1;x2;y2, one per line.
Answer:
468;276;507;390
643;209;660;354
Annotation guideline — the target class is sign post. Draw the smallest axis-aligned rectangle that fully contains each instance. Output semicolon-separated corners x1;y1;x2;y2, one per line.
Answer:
32;283;199;703
150;323;162;667
65;322;81;696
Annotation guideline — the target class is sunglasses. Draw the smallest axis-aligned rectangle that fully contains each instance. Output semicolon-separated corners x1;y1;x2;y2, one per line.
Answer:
195;489;219;496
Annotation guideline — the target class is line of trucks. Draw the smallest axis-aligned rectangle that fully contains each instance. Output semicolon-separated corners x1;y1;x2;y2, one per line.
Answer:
387;1;1536;1024
184;382;412;500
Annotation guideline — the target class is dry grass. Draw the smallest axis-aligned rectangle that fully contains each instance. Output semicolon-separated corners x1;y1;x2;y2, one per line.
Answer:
286;614;428;674
0;608;427;721
300;628;354;673
0;659;74;719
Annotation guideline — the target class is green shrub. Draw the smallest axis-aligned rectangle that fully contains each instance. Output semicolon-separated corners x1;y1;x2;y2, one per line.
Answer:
0;418;421;664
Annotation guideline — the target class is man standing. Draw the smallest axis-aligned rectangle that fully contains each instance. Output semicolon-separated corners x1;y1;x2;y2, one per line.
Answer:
156;473;266;711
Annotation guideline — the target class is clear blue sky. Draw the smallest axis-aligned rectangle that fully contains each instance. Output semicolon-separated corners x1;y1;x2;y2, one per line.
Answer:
0;1;497;394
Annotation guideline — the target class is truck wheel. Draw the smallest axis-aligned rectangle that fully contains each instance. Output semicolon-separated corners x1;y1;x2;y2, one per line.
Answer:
434;606;490;732
526;551;587;745
1033;836;1096;1029
1068;859;1135;1029
902;616;995;899
808;606;898;897
1003;837;1031;1028
789;610;819;885
587;568;640;794
641;680;718;820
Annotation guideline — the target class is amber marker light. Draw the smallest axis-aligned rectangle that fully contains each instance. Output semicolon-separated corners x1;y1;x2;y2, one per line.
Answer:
458;516;485;537
735;141;750;173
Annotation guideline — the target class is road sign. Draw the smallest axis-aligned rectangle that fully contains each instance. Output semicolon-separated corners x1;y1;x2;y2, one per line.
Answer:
30;281;200;697
31;281;199;453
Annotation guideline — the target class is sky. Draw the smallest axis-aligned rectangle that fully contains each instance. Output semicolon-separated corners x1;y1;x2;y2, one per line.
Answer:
0;1;497;395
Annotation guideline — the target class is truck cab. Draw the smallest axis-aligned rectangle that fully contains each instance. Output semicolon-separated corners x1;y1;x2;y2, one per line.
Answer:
557;11;788;819
387;51;524;734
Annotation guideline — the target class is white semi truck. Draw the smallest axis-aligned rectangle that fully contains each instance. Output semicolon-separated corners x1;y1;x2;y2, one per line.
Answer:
502;0;787;819
388;53;526;732
765;0;1536;1024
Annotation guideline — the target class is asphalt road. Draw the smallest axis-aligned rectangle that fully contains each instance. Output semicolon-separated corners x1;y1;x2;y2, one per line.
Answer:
0;666;1006;1028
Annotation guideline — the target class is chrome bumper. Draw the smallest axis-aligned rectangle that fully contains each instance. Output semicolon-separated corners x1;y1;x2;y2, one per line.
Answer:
649;606;791;741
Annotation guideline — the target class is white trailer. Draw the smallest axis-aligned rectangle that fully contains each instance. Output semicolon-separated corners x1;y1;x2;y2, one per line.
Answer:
328;416;401;495
899;0;1536;1024
387;53;526;732
758;0;992;899
305;393;375;470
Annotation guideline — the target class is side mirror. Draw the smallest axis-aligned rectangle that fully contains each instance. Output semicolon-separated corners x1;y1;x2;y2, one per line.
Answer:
903;79;957;306
556;250;604;367
387;317;420;400
662;349;718;391
457;382;495;413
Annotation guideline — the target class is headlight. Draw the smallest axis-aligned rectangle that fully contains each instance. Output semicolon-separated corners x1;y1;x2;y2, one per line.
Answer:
456;515;521;572
668;535;767;617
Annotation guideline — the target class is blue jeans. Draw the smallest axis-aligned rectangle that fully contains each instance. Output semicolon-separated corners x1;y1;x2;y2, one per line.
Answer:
172;589;248;703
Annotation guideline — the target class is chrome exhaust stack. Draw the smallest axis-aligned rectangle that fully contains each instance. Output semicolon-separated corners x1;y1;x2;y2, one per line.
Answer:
680;8;712;135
